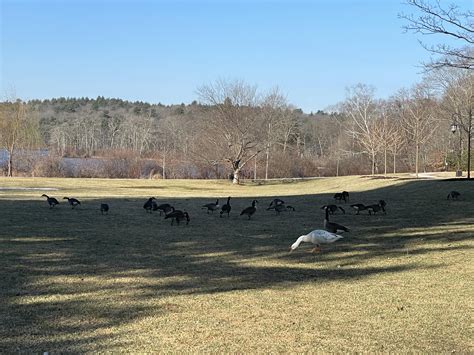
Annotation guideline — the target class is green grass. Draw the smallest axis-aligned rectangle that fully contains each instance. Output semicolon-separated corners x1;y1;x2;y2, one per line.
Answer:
0;175;472;352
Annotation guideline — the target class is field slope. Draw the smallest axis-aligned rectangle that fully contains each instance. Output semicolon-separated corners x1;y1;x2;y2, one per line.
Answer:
0;175;472;352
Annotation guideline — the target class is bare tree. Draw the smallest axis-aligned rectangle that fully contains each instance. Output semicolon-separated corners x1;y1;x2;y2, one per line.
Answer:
400;0;474;70
0;100;40;176
196;79;267;184
342;84;382;175
397;84;439;177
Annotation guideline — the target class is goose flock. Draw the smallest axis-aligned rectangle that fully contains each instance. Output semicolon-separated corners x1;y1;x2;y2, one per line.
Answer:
39;188;456;254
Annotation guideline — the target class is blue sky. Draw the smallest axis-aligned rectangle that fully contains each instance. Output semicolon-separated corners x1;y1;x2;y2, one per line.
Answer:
1;0;470;112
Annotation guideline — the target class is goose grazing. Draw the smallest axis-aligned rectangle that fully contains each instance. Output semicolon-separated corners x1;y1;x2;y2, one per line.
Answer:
367;201;386;215
289;229;343;253
334;191;348;203
143;197;156;213
324;206;349;233
269;198;285;208
240;200;258;219
63;197;81;209
164;210;190;225
220;197;231;218
286;205;296;211
321;204;345;215
202;199;220;214
267;203;287;215
350;203;367;215
155;203;174;216
41;194;59;208
447;191;460;200
100;203;109;215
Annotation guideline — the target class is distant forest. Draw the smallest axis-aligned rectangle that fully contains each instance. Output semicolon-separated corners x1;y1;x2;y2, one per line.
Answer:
0;70;472;180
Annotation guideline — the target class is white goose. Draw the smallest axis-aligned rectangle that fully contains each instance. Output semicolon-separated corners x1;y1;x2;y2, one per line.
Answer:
289;229;343;253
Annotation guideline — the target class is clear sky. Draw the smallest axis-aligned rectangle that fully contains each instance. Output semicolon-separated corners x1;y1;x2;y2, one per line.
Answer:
1;0;471;112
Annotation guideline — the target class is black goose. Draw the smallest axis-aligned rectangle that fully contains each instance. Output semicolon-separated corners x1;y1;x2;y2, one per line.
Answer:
268;198;285;208
350;203;366;215
240;200;258;219
41;194;59;208
367;201;386;215
100;203;109;214
63;197;81;209
220;197;231;218
202;199;220;214
321;204;345;214
164;210;190;225
143;197;156;213
324;206;349;233
447;191;460;200
154;203;174;216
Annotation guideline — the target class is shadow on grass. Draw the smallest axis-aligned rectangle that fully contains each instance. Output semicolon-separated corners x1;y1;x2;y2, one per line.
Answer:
1;178;473;351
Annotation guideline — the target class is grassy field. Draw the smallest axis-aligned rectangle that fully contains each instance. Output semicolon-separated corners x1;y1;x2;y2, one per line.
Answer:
0;175;472;352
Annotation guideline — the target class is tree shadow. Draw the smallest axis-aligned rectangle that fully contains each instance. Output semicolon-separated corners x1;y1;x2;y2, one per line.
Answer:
1;177;473;351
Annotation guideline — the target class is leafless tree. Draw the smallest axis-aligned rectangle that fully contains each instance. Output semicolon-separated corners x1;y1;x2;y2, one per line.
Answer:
400;0;474;70
397;84;439;177
342;84;382;175
0;100;40;176
196;79;267;184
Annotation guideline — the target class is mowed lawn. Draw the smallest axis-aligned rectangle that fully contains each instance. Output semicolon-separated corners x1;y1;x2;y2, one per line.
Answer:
0;175;472;352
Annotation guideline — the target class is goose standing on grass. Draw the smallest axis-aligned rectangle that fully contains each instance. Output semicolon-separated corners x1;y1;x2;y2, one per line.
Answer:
324;206;349;233
100;203;109;215
143;197;156;213
155;203;174;216
321;204;345;214
447;191;460;200
350;203;366;215
202;199;220;214
220;197;232;218
63;197;81;209
240;200;258;219
164;210;190;225
289;229;343;253
268;198;285;208
367;201;386;215
41;194;59;208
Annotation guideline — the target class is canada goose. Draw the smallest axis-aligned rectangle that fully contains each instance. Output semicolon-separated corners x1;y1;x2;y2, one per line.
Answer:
100;203;109;215
269;198;285;208
367;201;386;215
202;199;220;214
321;204;345;214
267;203;287;215
350;203;367;215
289;229;343;253
240;200;258;219
220;197;231;218
447;191;460;200
143;197;156;213
286;205;296;211
41;194;59;208
334;191;349;203
155;203;174;216
164;210;190;225
324;207;349;233
63;197;81;209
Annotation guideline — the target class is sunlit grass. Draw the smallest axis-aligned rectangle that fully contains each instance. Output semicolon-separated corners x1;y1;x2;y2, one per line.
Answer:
0;175;472;352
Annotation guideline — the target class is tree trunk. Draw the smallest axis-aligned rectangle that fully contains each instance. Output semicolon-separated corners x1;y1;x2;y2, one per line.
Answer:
232;169;241;184
371;150;375;175
415;143;419;178
384;147;387;176
7;151;13;177
254;156;257;180
265;146;270;180
162;151;166;179
468;126;471;179
393;151;397;174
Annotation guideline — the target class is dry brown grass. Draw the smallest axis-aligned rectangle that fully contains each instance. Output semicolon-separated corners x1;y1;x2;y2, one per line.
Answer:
0;175;472;352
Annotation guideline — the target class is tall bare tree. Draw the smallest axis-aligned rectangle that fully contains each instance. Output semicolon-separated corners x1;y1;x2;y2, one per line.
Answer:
342;84;381;175
400;0;474;70
397;84;439;177
0;100;40;176
196;79;267;184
